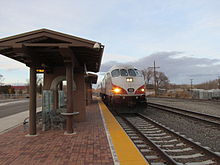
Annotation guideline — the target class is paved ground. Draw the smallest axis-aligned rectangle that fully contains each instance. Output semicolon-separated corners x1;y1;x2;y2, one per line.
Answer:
0;99;23;104
0;101;114;165
0;107;42;133
0;98;42;118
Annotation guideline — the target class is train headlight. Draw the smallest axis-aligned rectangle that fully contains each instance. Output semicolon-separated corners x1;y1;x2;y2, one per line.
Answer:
126;78;133;82
112;85;127;94
113;88;121;93
112;84;127;94
135;85;145;94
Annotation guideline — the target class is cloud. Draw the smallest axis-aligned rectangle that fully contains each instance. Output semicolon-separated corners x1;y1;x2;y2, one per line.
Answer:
100;61;122;72
101;54;136;63
100;51;220;84
0;55;28;71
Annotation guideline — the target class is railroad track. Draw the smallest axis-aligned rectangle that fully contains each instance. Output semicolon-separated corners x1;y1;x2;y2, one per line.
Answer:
147;97;220;104
117;113;220;165
147;102;220;127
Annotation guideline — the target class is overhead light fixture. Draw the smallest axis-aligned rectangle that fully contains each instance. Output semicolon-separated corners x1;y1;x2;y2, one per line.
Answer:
36;69;45;73
93;43;101;50
41;63;47;68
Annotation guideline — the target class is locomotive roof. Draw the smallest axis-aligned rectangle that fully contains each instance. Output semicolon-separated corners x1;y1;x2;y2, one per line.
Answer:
109;64;138;71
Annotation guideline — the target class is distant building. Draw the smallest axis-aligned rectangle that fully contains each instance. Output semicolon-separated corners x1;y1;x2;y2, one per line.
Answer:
11;86;28;94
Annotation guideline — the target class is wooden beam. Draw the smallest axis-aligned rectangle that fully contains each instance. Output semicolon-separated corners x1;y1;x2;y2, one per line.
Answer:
59;46;80;67
25;43;74;47
12;44;30;57
0;42;94;48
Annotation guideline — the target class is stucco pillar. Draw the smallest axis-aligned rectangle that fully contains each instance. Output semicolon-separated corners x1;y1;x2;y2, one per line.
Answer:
65;63;74;133
89;83;92;104
86;83;92;105
73;72;86;121
86;83;89;105
29;66;37;135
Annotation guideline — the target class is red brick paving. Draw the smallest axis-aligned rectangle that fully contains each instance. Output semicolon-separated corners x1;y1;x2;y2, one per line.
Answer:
0;101;114;165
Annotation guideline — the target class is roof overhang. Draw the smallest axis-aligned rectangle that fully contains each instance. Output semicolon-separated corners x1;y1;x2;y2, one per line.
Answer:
0;29;104;72
85;73;98;84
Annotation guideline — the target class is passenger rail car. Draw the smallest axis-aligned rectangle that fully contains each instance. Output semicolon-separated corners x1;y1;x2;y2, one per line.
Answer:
100;65;146;106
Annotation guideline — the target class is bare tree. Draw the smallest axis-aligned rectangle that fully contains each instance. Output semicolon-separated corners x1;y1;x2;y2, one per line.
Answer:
26;75;43;94
156;72;169;89
142;68;154;85
36;75;43;94
195;79;219;90
142;69;169;89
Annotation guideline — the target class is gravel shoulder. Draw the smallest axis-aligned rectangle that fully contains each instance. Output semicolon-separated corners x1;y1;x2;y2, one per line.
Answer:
143;106;220;152
146;97;220;117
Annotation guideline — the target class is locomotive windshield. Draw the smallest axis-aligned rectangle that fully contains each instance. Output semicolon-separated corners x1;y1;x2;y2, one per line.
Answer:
134;69;142;77
128;69;136;76
111;69;120;77
120;69;128;76
111;68;142;77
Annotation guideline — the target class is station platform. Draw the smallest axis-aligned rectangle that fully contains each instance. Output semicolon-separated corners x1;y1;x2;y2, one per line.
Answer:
0;98;148;165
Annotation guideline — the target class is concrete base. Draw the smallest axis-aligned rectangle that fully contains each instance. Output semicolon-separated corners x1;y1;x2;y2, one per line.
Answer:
25;134;38;137
64;131;77;135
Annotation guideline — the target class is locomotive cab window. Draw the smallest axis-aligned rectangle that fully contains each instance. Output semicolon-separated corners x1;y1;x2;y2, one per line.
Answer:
111;69;120;77
134;69;142;77
128;69;136;76
120;69;128;76
107;73;110;77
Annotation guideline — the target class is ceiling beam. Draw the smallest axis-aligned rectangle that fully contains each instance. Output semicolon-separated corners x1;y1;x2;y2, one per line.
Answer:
12;43;31;58
59;45;80;67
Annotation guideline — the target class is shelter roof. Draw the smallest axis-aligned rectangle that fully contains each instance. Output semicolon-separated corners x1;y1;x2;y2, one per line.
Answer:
85;73;98;84
0;29;104;72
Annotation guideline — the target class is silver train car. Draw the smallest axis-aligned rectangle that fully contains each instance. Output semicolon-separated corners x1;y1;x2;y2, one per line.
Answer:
100;65;146;106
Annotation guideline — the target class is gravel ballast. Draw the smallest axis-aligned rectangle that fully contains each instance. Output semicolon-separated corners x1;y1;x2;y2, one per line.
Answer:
147;97;220;117
143;106;220;152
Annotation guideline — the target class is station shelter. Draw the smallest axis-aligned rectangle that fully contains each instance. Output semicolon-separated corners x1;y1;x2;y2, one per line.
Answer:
0;29;104;136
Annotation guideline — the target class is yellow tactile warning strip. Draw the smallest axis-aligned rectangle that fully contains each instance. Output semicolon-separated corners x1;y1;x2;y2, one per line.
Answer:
99;100;149;165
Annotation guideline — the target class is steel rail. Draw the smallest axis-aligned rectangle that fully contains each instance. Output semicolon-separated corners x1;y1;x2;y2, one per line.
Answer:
119;114;178;165
148;97;220;104
137;113;220;163
147;102;220;127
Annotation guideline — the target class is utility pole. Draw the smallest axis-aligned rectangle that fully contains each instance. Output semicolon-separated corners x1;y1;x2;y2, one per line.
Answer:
190;79;193;95
218;76;220;89
148;61;160;96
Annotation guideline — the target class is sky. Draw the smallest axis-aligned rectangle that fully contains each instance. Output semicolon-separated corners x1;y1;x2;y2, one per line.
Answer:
0;0;220;85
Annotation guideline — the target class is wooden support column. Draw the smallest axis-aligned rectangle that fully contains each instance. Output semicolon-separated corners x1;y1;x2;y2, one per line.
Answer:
29;66;37;135
65;62;74;134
